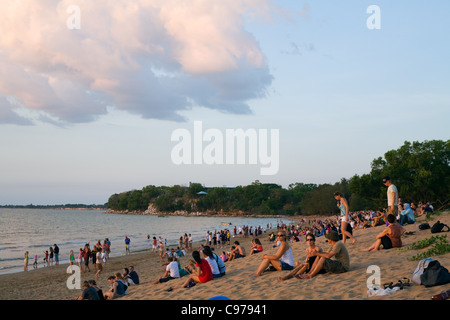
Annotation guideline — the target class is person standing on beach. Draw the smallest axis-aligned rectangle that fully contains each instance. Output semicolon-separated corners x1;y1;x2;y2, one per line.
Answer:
152;237;157;252
125;236;130;255
49;247;54;266
43;250;49;267
53;244;59;265
334;192;356;245
83;245;91;273
383;176;398;215
184;233;189;251
24;251;29;271
91;245;98;271
95;249;103;279
69;250;75;271
33;254;38;269
77;248;83;270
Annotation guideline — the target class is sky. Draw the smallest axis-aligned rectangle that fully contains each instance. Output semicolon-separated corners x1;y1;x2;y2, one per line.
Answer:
0;0;449;205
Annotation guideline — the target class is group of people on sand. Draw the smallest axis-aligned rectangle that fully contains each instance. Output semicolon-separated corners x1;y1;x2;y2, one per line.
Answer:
250;176;426;281
76;240;112;279
152;245;226;290
77;265;140;300
74;175;433;298
24;244;60;271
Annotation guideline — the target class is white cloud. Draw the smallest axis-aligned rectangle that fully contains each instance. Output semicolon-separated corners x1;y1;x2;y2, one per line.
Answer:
0;0;277;125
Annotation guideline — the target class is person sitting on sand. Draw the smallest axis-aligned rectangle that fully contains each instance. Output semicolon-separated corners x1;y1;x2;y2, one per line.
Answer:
299;230;350;279
104;273;127;299
127;265;140;285
77;281;100;300
203;246;226;278
153;257;180;284
361;214;405;252
180;250;213;288
228;241;246;261
279;234;323;281
252;230;294;277
371;209;386;227
220;251;228;262
250;239;263;255
399;203;416;226
88;280;104;300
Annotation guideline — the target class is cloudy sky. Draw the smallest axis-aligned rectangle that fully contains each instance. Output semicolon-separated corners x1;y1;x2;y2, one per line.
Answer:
1;0;449;205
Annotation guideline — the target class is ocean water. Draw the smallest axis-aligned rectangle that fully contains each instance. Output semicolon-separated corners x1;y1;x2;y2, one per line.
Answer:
0;208;289;275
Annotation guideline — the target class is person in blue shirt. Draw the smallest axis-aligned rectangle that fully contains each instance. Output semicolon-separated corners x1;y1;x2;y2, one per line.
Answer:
127;265;140;285
399;203;415;226
124;236;130;255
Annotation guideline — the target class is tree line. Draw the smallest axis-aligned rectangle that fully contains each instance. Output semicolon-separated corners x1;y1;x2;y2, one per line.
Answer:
106;140;449;216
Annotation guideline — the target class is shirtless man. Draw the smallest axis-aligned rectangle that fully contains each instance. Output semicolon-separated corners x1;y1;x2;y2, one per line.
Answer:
228;241;246;261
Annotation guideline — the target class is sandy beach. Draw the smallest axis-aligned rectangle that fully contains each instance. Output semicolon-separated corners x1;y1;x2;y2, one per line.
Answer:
1;212;449;301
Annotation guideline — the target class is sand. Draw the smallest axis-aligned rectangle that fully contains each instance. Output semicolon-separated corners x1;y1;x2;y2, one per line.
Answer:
0;211;449;301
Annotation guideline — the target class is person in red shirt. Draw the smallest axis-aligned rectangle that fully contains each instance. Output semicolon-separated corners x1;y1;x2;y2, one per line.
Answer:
180;250;212;288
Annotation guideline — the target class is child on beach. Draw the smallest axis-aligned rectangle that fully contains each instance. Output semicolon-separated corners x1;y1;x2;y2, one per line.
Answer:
33;254;38;269
77;248;83;270
95;249;103;279
69;250;75;269
43;250;49;266
24;251;29;271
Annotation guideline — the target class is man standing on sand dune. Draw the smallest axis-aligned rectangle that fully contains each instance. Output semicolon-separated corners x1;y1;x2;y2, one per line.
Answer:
383;176;398;216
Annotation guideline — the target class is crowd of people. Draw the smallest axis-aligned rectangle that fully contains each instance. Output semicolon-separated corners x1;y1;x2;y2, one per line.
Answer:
46;175;441;299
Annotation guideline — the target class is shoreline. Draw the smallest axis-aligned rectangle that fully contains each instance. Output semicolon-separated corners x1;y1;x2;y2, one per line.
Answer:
1;212;448;300
0;209;294;276
104;207;303;219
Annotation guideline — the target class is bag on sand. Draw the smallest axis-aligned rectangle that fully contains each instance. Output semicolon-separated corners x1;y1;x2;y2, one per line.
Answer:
418;223;430;230
412;258;434;285
430;221;450;233
412;258;450;287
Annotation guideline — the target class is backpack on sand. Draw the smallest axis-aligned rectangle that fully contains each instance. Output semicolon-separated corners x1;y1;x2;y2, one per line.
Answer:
412;258;450;287
430;221;450;233
418;223;430;230
412;258;434;285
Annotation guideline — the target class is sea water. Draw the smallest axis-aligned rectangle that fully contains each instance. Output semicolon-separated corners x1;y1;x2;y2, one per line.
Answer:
0;208;289;275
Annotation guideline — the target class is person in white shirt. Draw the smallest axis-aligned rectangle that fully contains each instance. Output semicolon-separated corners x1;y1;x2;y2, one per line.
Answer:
383;176;398;215
153;257;180;284
203;246;226;278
